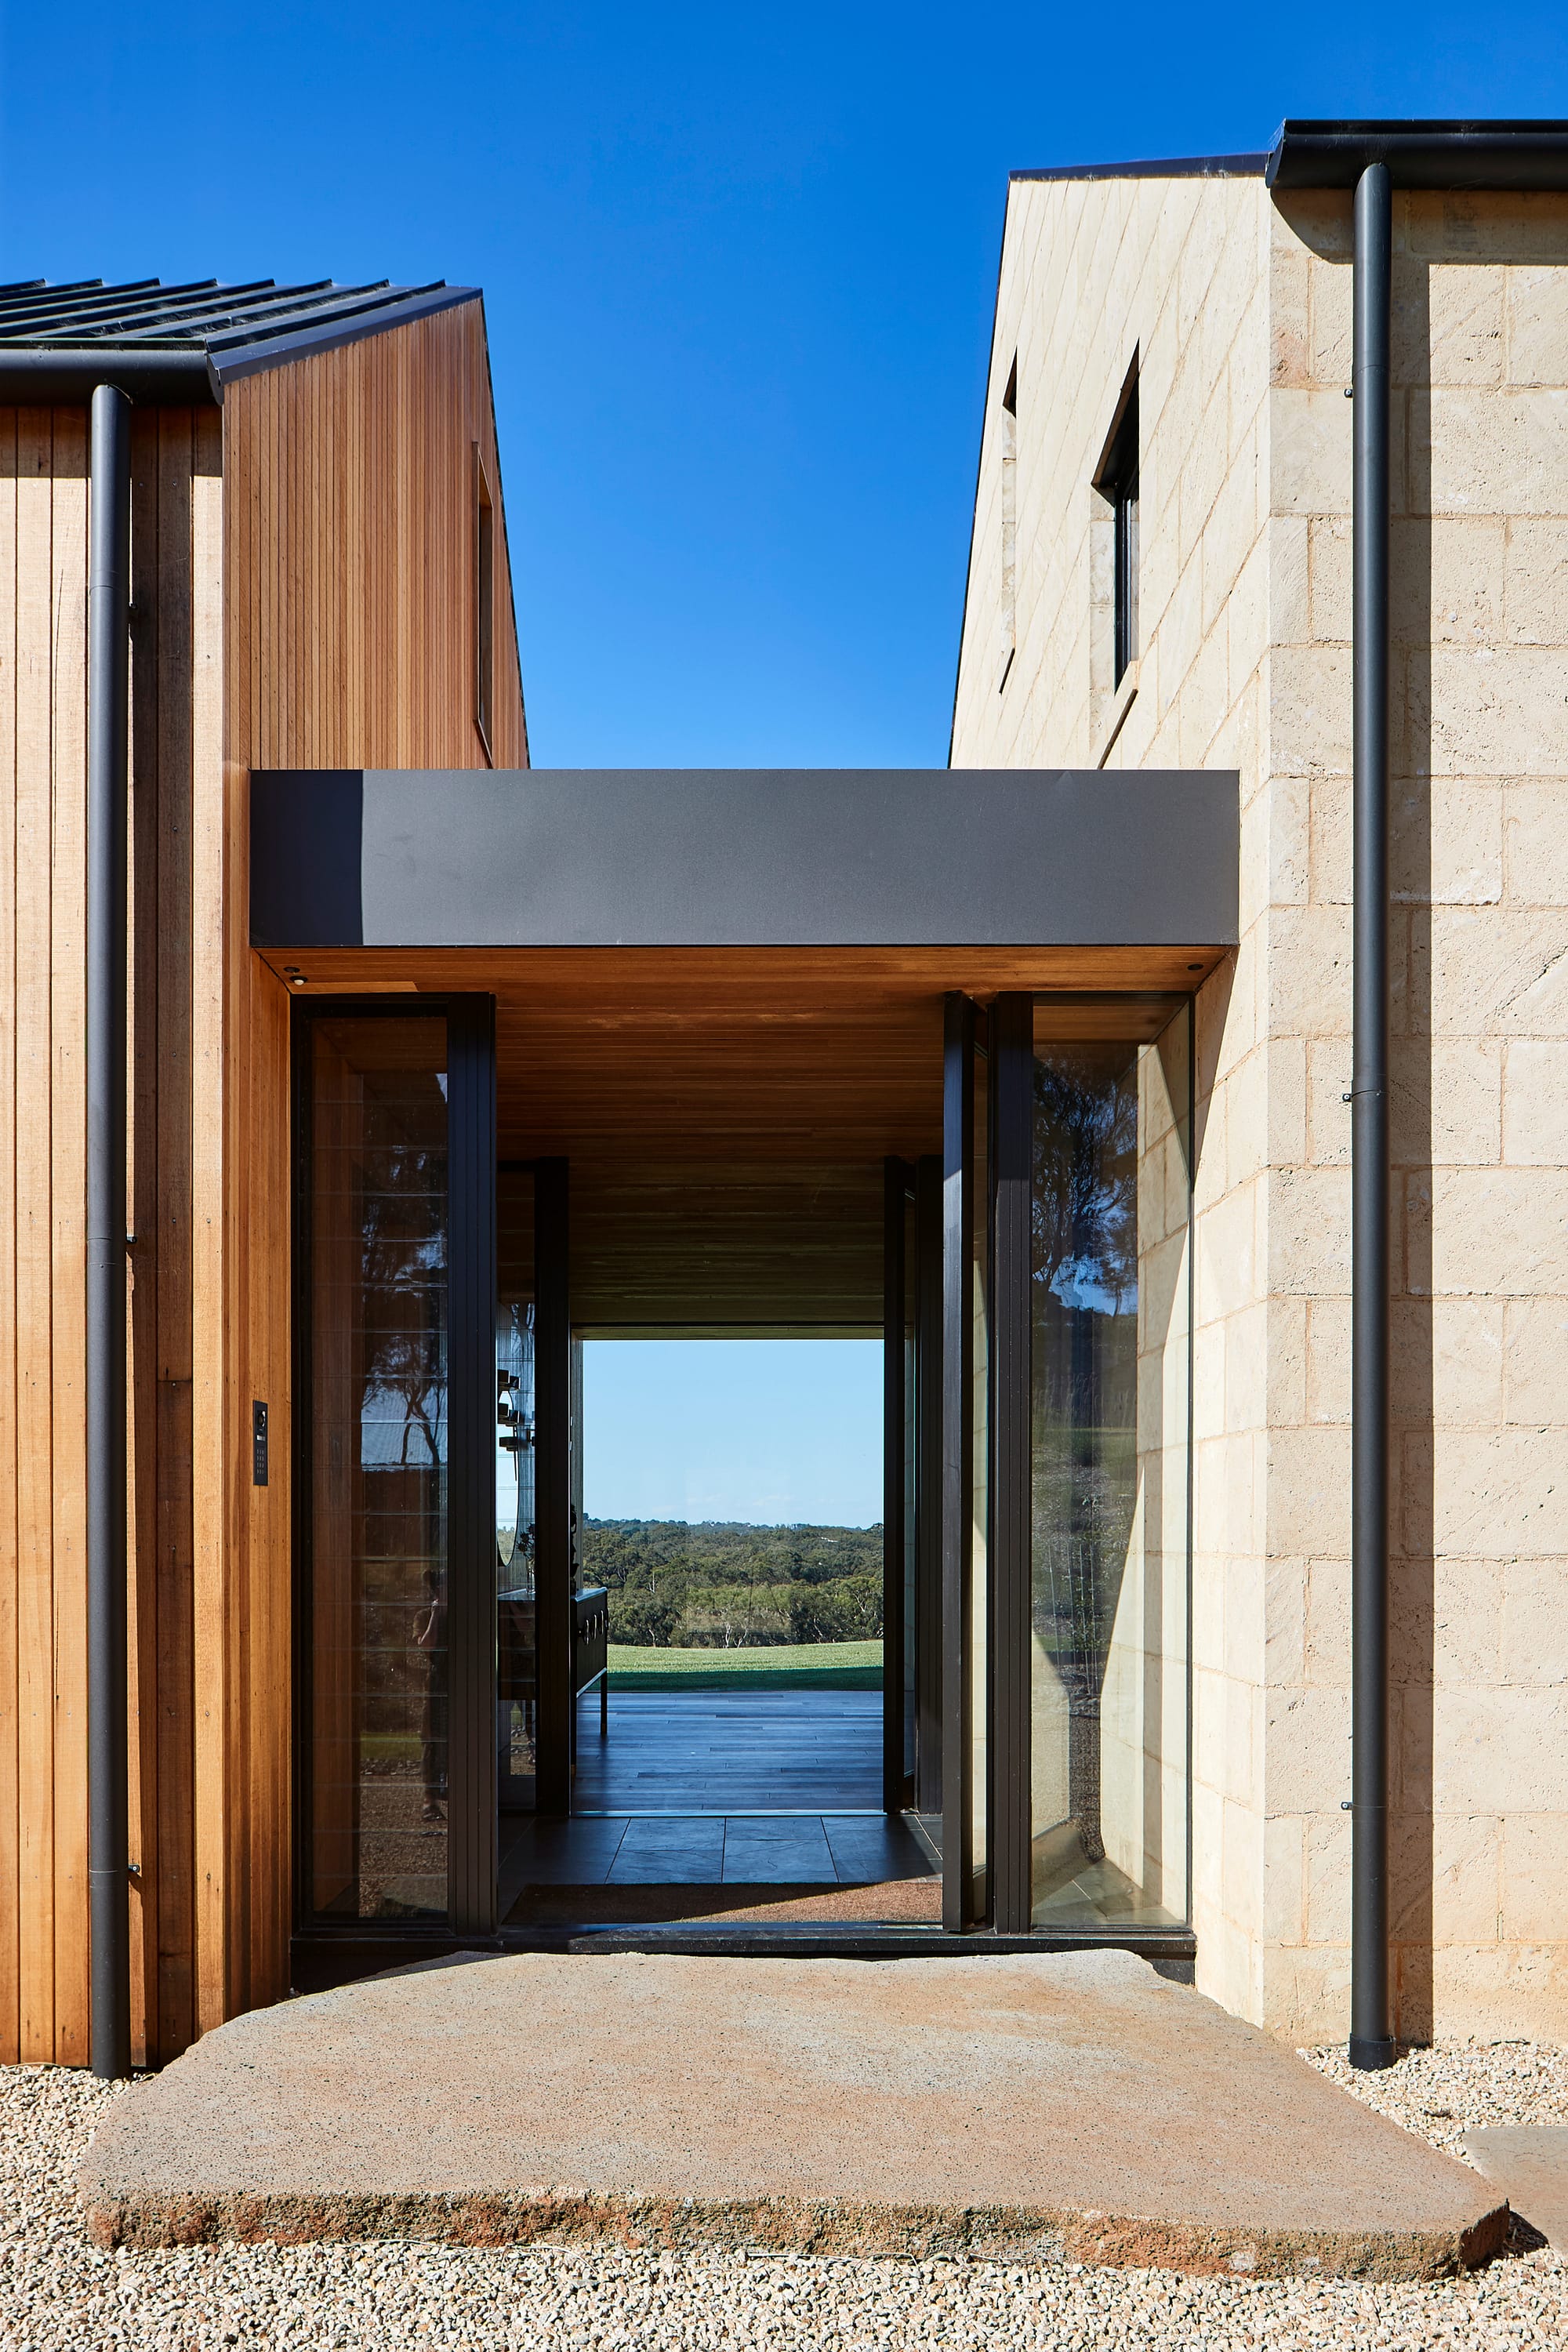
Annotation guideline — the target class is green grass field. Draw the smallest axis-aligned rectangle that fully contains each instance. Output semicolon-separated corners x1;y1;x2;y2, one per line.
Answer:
606;1639;883;1692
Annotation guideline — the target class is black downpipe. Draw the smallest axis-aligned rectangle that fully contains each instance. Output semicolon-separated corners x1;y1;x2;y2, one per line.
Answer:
1350;165;1396;2072
87;384;132;2082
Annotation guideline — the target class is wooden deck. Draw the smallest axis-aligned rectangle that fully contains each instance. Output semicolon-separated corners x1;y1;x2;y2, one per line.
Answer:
572;1687;884;1813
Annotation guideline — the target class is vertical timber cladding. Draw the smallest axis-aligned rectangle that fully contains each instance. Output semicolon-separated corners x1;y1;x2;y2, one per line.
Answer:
0;408;91;2065
0;408;223;2067
0;305;528;2065
220;302;529;2029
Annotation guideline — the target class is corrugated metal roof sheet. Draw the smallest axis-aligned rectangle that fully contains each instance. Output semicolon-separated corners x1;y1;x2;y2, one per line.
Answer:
0;275;480;397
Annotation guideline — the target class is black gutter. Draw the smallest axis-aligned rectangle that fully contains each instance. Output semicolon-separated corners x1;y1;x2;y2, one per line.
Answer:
0;348;215;405
86;384;132;2082
1269;118;1568;190
1349;164;1395;2074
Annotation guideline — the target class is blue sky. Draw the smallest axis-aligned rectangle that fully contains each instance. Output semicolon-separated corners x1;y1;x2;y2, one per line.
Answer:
583;1341;883;1526
7;5;1568;775
8;7;1567;1515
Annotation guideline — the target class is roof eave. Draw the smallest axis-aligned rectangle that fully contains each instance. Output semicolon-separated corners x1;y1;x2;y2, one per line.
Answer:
0;284;483;406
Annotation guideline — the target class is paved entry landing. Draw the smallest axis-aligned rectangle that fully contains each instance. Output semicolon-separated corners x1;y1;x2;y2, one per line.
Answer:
80;1951;1506;2278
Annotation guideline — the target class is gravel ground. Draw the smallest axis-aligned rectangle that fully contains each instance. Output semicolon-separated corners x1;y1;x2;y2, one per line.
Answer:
2;2039;1566;2348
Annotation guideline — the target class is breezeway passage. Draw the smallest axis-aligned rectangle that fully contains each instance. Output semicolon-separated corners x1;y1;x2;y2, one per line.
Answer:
79;1951;1503;2278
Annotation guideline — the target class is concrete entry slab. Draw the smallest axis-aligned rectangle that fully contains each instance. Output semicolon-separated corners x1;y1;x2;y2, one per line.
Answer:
80;1951;1505;2278
1462;2126;1568;2248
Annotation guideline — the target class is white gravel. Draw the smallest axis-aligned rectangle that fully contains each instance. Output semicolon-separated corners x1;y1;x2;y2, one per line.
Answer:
2;2040;1566;2349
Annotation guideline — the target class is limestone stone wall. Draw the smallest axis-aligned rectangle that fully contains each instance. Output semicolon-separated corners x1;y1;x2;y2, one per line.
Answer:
953;168;1278;2024
1264;187;1568;2041
953;169;1568;2042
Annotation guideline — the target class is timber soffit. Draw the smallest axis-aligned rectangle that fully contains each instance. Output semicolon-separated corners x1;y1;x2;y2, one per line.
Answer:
0;275;480;404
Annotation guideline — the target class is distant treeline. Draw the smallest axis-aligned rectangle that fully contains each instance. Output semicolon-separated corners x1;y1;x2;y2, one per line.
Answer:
581;1517;882;1649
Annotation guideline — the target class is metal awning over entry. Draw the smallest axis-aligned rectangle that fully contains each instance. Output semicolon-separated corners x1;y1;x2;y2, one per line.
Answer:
251;768;1238;1327
251;766;1238;953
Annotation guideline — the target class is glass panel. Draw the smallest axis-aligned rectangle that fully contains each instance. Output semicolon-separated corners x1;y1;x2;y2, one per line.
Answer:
970;1040;989;1918
307;1016;449;1923
497;1169;537;1814
902;1185;917;1789
1029;1000;1190;1930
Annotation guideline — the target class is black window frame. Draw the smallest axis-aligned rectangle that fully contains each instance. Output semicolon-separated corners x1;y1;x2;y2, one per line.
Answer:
1095;363;1139;688
474;447;495;764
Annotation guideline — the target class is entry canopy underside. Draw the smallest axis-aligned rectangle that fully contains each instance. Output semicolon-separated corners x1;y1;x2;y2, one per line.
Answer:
253;768;1238;1329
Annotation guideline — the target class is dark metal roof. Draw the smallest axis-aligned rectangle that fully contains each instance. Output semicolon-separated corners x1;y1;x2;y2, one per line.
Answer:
0;275;480;404
1011;155;1266;184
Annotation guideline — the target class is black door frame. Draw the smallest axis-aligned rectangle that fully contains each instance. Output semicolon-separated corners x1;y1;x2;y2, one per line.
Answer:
530;1157;573;1817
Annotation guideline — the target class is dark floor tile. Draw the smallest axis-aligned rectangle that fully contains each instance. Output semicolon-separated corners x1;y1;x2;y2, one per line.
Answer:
609;1820;727;1883
824;1817;938;1884
722;1820;834;1883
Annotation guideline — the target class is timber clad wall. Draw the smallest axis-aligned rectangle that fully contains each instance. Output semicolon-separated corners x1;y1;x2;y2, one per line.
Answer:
223;301;527;771
0;294;528;2064
0;410;92;2065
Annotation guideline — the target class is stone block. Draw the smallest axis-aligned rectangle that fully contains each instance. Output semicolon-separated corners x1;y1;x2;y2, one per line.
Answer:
1269;642;1352;778
1507;260;1568;384
1502;1038;1568;1163
1265;1553;1308;1686
1430;1552;1504;1684
1411;1426;1568;1558
1303;1807;1354;1944
1422;649;1568;782
1410;1167;1568;1298
1268;904;1352;1037
1308;252;1352;390
1394;515;1506;645
1416;387;1568;518
1390;777;1502;910
1196;1178;1259;1320
1505;786;1568;908
1499;1813;1568;1940
1221;1794;1263;1929
1265;1683;1352;1817
1430;1941;1568;2044
1431;1685;1568;1812
1391;1295;1504;1428
1262;1811;1305;1944
1271;389;1351;517
1416;906;1568;1036
1500;1556;1568;1687
1503;1299;1568;1426
1308;514;1352;643
1268;1166;1350;1298
1302;1554;1351;1690
1401;264;1506;387
1503;516;1568;644
1392;1036;1501;1167
1305;1296;1352;1425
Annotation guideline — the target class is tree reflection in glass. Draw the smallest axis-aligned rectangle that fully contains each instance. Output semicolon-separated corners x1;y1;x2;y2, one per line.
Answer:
1029;1042;1138;1876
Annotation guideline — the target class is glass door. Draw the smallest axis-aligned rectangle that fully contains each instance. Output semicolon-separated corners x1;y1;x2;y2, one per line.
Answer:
294;997;496;1942
987;993;1192;1935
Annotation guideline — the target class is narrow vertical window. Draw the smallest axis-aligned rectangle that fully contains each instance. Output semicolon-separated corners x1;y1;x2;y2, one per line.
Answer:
1095;365;1139;687
998;356;1018;692
474;447;495;762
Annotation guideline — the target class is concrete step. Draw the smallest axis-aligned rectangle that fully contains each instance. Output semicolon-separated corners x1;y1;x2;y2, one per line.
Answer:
80;1949;1506;2278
